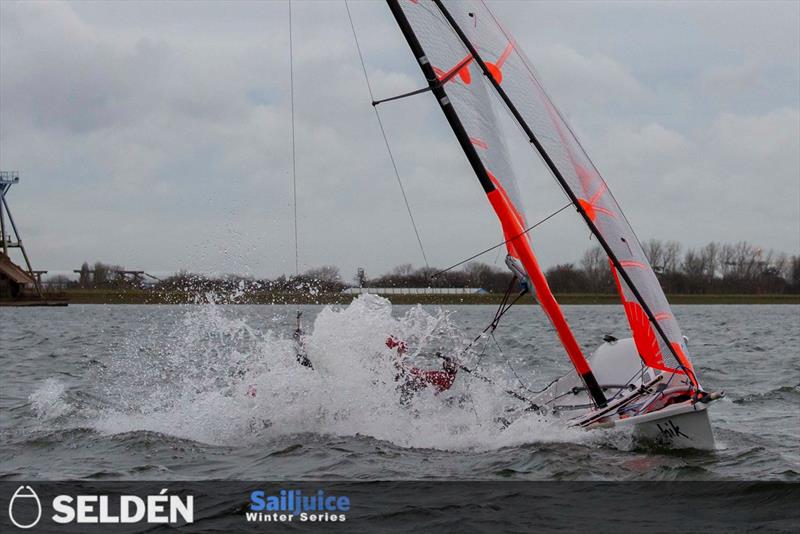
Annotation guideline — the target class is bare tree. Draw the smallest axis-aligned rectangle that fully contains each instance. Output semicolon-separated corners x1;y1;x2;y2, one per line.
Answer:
663;241;682;274
643;239;665;272
682;249;704;278
546;263;588;293
790;255;800;292
719;242;737;278
701;242;719;279
392;263;414;277
303;265;341;284
465;262;495;288
772;253;788;279
580;245;611;292
732;242;760;279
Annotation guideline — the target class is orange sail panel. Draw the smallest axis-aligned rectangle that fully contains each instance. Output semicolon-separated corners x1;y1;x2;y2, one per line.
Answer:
610;262;695;381
486;183;593;379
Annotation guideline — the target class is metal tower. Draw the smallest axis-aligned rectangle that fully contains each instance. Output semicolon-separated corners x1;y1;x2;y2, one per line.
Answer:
0;171;43;297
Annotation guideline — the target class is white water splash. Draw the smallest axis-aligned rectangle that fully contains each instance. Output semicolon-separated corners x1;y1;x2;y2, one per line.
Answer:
33;295;587;449
29;378;70;420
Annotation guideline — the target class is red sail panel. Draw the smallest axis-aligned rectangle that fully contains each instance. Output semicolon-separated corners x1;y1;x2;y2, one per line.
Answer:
433;0;696;382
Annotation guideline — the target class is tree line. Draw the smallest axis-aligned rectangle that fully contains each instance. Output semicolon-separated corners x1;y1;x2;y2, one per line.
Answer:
50;240;799;295
558;240;800;295
357;240;799;295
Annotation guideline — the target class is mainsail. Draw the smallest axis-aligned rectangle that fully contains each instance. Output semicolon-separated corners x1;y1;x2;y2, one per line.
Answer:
387;0;609;406
386;0;700;393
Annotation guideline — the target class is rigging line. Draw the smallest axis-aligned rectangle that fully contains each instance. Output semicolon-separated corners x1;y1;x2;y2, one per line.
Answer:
289;0;299;277
430;202;571;279
440;351;539;407
471;334;490;375
457;279;526;363
489;333;513;380
489;275;515;325
501;339;538;395
493;280;526;325
344;0;429;269
288;1;303;331
461;321;491;420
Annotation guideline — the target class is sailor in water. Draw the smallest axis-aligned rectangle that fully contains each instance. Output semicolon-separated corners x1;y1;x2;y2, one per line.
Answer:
247;311;312;399
386;336;459;404
293;311;313;369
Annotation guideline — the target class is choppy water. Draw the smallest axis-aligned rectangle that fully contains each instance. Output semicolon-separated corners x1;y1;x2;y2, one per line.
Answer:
1;297;798;481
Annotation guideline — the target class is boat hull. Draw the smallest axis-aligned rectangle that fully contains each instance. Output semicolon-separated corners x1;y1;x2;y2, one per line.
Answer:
527;337;718;450
618;401;715;450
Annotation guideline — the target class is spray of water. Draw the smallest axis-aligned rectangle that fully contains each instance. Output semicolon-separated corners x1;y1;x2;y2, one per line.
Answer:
29;295;587;450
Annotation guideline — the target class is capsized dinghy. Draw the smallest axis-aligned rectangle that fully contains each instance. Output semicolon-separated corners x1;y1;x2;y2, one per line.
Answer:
379;0;723;449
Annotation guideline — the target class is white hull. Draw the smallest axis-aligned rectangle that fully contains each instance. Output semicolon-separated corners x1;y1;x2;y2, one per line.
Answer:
615;400;715;450
527;337;718;450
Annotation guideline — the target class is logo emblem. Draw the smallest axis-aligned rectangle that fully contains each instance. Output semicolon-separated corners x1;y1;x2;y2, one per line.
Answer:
656;420;690;440
8;485;42;529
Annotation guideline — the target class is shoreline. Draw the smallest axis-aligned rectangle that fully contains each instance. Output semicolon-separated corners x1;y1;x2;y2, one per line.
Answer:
28;289;800;305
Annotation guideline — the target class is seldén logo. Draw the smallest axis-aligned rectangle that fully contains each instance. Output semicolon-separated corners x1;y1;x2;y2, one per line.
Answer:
7;486;193;528
8;486;42;529
247;489;349;523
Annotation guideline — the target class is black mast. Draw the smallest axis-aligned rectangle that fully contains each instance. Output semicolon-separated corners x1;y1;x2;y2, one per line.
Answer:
385;0;494;196
432;0;695;383
385;0;608;407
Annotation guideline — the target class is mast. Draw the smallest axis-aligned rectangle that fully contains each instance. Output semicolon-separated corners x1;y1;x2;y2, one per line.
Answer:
432;0;695;385
385;0;607;407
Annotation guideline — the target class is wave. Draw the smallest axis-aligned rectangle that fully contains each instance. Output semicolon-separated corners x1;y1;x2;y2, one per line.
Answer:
732;385;800;405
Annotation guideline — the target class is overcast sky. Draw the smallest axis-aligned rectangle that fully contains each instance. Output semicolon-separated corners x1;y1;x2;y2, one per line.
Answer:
1;0;798;280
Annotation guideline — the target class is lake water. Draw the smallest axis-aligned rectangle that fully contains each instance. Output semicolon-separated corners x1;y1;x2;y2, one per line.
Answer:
1;298;798;481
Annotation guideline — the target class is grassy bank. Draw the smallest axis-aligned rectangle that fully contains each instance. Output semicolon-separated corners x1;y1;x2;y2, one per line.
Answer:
55;289;800;305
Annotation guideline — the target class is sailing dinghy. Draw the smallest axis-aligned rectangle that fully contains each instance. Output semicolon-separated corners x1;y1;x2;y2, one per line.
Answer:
373;0;723;449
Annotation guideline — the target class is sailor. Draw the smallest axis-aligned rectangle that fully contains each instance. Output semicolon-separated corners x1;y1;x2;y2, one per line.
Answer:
247;312;311;399
386;336;459;402
406;353;459;392
294;311;313;369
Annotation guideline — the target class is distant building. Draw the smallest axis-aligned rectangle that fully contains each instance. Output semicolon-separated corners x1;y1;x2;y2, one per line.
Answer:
0;252;36;299
341;287;486;295
1;171;67;305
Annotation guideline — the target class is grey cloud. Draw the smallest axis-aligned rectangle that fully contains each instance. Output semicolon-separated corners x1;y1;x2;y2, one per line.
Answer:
0;0;797;279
